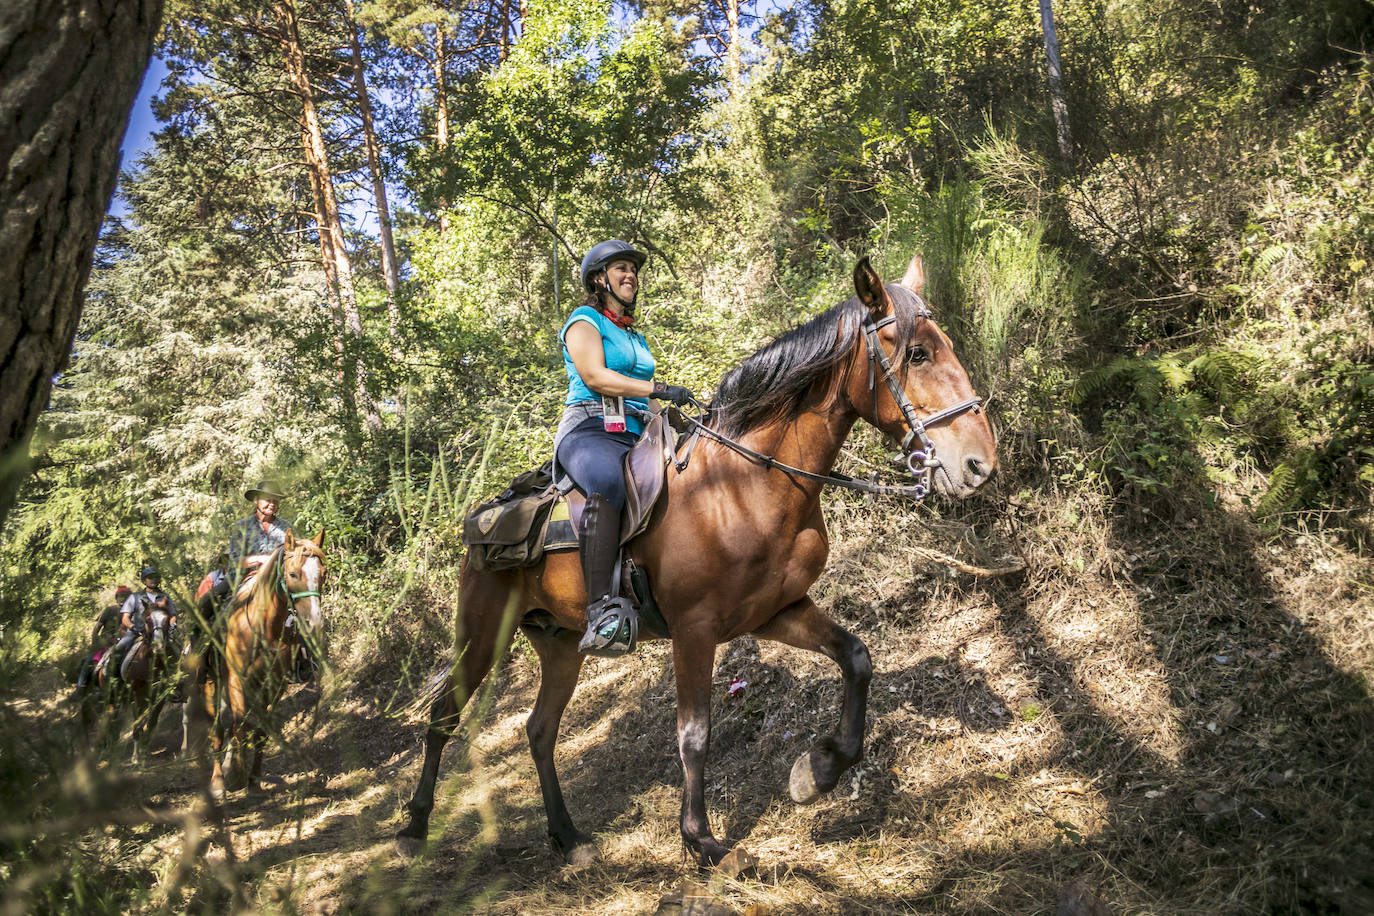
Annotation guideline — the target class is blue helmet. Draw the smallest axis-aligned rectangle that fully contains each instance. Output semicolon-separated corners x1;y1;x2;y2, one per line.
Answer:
580;239;646;293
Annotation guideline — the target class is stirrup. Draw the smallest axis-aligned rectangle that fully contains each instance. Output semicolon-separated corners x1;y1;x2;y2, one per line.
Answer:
578;596;638;657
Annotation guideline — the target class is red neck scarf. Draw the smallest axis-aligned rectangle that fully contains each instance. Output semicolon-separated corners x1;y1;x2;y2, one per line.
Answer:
601;307;635;330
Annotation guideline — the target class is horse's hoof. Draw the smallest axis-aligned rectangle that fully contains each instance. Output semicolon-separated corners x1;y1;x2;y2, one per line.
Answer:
565;842;600;868
789;752;823;805
394;834;423;858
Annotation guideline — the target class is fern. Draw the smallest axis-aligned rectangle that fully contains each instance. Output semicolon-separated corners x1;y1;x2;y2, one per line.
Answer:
1256;459;1299;517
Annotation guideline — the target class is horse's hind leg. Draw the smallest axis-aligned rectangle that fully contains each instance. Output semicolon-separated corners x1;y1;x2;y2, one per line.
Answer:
521;623;595;865
753;596;872;805
395;577;520;852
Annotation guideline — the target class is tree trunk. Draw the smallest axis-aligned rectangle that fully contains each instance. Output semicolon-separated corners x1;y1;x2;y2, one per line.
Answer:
434;20;451;234
0;0;164;525
344;0;402;349
726;0;740;98
301;124;359;428
1039;0;1073;171
274;0;381;434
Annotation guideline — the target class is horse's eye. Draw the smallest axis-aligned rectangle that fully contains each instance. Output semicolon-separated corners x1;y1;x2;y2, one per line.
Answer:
907;345;928;364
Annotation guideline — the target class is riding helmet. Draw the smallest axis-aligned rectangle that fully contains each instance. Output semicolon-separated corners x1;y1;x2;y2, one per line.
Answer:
580;239;647;293
139;565;160;583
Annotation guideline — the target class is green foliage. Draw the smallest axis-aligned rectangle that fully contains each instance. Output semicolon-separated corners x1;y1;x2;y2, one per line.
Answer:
1256;323;1374;517
3;0;1374;906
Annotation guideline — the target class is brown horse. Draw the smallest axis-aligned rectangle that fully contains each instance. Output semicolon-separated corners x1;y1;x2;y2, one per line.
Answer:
184;530;326;801
82;599;177;762
396;255;998;866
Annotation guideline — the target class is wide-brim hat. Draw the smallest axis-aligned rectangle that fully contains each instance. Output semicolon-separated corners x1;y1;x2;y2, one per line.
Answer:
245;480;289;503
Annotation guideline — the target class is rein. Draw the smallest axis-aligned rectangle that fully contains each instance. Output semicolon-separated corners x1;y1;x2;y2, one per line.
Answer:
676;311;982;501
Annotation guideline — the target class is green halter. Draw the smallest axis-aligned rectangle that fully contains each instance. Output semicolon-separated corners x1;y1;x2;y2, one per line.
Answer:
276;550;321;601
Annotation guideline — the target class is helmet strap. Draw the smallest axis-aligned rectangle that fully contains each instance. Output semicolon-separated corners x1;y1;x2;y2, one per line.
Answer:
600;269;637;317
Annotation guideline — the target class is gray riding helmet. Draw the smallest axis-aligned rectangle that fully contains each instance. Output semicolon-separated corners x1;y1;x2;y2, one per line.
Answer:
580;239;647;293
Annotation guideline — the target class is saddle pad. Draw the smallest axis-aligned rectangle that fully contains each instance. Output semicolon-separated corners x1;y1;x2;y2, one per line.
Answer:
543;498;578;552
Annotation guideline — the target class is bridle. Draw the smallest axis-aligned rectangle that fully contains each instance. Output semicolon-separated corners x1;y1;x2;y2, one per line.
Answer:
675;300;983;500
276;545;323;603
861;309;983;499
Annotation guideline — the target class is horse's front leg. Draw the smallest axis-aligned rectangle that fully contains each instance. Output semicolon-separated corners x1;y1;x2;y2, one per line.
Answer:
129;689;148;764
218;668;251;794
673;627;730;866
753;596;872;804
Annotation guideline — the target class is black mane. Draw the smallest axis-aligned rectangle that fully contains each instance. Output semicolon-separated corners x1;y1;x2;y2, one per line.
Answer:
710;284;929;437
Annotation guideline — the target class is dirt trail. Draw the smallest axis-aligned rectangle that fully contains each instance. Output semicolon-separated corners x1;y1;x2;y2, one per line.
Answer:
11;517;1374;914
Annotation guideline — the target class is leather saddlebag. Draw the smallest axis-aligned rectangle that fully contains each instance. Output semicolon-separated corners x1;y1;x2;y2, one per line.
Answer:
462;462;560;572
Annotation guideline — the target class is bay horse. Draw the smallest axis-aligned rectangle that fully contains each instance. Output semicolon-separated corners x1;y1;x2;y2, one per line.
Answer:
396;255;997;866
83;600;177;763
184;530;326;801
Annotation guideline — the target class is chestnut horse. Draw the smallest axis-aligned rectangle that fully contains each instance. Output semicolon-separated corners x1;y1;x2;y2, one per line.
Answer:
83;600;177;762
185;530;326;801
396;256;997;865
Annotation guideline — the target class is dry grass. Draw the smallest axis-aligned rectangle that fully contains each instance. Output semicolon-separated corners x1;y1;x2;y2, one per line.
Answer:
4;483;1373;915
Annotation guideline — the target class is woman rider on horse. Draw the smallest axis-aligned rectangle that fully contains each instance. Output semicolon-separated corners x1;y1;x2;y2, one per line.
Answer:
553;240;694;657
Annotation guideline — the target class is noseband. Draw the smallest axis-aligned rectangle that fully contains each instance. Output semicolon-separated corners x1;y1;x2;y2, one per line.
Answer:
276;549;322;603
862;311;983;499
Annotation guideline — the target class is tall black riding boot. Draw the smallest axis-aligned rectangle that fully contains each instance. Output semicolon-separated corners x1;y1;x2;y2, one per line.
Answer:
577;493;638;657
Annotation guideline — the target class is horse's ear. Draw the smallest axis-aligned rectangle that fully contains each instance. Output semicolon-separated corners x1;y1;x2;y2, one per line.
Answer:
900;254;926;295
314;527;326;548
853;256;888;320
284;530;296;550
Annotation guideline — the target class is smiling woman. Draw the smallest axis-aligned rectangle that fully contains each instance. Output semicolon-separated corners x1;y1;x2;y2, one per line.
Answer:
551;239;697;657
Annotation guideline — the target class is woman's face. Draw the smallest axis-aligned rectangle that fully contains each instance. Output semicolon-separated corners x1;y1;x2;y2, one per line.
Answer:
601;258;638;303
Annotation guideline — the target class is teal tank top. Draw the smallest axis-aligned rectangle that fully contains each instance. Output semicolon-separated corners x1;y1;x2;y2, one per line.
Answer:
560;306;656;436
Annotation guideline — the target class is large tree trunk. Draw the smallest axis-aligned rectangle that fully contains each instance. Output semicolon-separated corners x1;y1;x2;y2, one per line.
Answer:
433;20;451;234
344;0;401;349
0;0;164;526
274;0;381;435
1039;0;1073;171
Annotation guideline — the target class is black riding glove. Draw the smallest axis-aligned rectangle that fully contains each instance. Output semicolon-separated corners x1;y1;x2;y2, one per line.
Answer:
651;381;695;406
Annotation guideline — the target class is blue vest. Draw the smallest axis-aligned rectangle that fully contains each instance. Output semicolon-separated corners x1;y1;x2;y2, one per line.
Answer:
559;306;655;436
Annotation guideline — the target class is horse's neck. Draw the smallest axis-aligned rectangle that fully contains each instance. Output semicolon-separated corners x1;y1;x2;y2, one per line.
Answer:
729;404;858;504
749;403;855;471
242;559;291;638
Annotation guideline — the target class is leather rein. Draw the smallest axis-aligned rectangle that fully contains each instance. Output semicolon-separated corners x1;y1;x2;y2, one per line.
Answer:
674;309;983;501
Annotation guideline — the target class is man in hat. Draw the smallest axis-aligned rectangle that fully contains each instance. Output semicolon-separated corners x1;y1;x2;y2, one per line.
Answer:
228;481;295;579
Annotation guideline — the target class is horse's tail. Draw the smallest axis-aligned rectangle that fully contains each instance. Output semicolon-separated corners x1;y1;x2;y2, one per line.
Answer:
398;662;454;724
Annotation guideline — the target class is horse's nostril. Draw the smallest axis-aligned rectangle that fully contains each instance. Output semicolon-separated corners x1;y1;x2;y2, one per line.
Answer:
966;456;993;484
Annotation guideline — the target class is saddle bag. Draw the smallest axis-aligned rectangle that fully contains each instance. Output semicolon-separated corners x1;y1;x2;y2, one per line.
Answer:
462;461;561;572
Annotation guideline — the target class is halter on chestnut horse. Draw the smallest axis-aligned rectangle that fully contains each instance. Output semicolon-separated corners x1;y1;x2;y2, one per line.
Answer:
396;255;997;866
185;529;326;801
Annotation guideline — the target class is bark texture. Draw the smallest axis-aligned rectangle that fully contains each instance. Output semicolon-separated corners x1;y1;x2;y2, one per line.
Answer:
274;0;381;434
0;0;164;525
